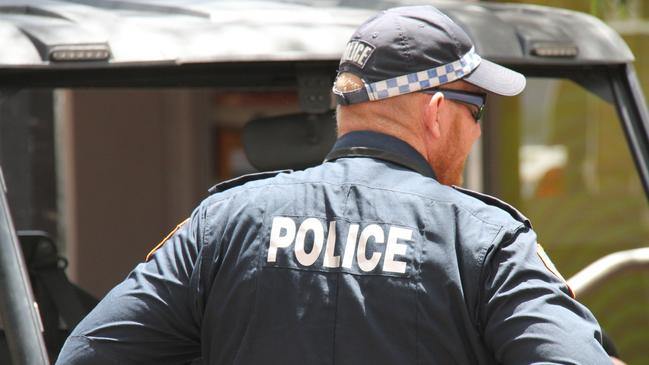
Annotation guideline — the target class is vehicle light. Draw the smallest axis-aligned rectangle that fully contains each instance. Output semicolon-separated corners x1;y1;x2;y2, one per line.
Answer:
531;43;578;57
49;45;111;62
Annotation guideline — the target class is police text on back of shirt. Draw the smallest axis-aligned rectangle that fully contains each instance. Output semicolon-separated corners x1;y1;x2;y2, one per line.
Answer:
265;216;415;277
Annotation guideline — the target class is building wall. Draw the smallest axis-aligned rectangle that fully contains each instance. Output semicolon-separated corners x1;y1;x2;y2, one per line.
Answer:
61;89;211;297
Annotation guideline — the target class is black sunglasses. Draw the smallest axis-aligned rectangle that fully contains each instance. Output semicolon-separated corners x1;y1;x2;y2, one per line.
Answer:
421;88;487;122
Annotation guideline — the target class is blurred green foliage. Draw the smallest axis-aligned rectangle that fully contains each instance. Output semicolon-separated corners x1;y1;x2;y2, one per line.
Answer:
486;1;649;363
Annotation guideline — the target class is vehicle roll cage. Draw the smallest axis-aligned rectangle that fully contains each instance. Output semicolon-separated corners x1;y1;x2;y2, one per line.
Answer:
0;1;648;364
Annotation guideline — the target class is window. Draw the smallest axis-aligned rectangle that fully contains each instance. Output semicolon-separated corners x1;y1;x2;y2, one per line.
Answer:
484;77;649;362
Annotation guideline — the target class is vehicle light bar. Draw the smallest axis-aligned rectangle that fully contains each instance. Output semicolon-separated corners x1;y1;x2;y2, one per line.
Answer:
49;44;111;62
531;42;578;57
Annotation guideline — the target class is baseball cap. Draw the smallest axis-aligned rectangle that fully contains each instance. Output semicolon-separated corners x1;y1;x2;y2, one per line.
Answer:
333;6;526;105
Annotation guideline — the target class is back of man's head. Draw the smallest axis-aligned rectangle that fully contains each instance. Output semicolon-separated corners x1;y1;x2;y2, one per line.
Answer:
332;5;525;117
334;72;427;136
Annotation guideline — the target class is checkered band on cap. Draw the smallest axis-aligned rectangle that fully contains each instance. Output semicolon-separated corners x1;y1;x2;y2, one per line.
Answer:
365;47;482;101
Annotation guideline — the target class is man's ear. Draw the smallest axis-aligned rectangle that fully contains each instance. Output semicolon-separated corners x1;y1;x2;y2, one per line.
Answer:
424;92;444;139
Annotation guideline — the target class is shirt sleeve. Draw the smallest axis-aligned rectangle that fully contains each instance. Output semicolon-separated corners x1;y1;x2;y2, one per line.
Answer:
56;206;205;365
479;226;613;365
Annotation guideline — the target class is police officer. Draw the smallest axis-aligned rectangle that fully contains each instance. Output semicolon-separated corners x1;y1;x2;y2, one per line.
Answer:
57;5;613;365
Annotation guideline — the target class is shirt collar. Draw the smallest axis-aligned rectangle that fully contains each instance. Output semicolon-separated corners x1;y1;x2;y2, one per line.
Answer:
324;131;437;179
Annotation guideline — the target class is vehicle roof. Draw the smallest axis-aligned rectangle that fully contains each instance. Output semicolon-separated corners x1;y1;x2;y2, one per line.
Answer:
0;0;634;70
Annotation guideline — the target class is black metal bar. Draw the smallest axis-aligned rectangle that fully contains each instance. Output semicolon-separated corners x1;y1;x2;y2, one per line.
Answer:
610;63;649;203
0;61;316;89
0;166;49;365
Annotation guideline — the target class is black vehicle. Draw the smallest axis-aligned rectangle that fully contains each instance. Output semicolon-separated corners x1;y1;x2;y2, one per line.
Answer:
0;1;647;364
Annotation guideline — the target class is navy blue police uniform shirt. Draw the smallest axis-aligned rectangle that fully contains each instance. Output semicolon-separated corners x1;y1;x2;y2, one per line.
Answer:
57;131;611;365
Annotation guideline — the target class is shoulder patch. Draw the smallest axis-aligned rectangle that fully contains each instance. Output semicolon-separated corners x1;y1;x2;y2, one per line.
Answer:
146;218;189;261
208;169;292;195
537;243;575;298
452;186;531;228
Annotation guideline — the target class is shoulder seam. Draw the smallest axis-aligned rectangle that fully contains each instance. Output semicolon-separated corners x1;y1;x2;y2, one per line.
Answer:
475;224;529;332
208;169;292;195
451;186;531;228
211;179;518;228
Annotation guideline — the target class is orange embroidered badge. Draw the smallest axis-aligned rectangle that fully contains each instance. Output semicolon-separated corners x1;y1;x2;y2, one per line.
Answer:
536;243;575;298
146;218;190;261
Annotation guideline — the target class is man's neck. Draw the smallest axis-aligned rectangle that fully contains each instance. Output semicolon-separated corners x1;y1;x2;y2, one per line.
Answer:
338;124;430;168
